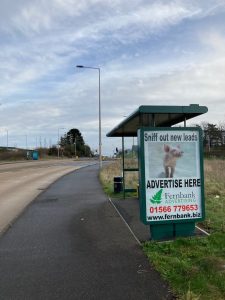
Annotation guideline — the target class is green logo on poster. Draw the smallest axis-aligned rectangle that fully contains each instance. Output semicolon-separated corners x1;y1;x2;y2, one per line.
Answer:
150;189;163;204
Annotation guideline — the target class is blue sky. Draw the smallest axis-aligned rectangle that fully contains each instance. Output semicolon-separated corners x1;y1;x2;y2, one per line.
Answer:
0;0;225;154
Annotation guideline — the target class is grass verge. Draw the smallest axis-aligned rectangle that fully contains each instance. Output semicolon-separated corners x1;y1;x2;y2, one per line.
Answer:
143;233;225;299
141;158;225;299
100;158;225;299
99;159;138;197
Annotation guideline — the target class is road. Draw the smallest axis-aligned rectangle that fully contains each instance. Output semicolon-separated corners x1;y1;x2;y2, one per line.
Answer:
0;159;97;234
0;163;172;300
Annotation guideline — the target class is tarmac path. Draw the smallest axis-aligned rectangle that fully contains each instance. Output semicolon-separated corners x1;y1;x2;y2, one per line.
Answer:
0;164;172;300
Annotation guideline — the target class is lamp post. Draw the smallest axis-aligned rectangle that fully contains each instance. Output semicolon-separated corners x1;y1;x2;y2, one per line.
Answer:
6;129;8;149
74;137;76;157
3;129;8;149
76;65;102;168
0;129;9;149
25;134;28;149
58;127;65;159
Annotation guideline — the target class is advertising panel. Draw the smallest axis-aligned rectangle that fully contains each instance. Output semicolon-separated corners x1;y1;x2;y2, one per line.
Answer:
138;127;205;224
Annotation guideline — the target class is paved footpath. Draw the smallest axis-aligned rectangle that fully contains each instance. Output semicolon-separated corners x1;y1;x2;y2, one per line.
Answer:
0;164;173;300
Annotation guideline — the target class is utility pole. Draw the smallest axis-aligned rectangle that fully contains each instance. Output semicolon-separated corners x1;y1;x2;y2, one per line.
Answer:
76;65;102;168
74;138;76;157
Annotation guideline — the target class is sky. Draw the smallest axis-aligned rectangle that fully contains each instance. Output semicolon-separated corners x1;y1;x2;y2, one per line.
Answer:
0;0;225;155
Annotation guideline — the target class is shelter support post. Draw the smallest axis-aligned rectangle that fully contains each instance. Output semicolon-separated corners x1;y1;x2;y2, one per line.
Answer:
122;136;125;199
121;135;139;199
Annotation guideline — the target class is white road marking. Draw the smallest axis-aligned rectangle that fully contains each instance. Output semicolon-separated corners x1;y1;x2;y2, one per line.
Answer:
108;197;141;246
109;198;210;244
195;225;210;236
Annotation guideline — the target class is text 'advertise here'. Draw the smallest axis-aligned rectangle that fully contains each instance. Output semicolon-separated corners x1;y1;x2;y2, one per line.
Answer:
138;127;205;224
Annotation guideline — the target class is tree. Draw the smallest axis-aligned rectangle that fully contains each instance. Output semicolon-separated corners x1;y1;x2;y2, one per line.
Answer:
48;145;58;156
60;128;92;157
200;123;222;148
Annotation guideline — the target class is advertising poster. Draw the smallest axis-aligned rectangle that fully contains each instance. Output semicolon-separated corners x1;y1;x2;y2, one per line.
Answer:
139;128;204;224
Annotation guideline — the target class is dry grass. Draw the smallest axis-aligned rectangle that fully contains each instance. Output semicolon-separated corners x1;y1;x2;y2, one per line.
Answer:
100;158;225;232
124;157;139;189
99;158;138;195
100;158;225;298
203;159;225;232
144;158;225;299
99;159;122;195
204;159;225;197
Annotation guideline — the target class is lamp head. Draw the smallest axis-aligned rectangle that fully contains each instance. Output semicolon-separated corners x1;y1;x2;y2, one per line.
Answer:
76;65;84;68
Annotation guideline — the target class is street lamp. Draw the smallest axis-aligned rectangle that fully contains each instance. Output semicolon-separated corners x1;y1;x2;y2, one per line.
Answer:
25;134;28;149
58;127;65;159
0;129;9;149
6;129;8;149
2;129;8;149
76;65;102;168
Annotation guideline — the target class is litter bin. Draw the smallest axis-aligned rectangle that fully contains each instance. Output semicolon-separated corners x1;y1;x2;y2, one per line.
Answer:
114;176;123;193
32;151;39;160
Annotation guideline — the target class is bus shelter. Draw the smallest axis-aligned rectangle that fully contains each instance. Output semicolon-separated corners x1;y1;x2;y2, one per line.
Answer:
107;104;208;240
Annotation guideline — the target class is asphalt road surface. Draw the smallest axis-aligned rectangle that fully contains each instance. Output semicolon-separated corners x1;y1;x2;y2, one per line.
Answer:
0;159;96;234
0;163;172;300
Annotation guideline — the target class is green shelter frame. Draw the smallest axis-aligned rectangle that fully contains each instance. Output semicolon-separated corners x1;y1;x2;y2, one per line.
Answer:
107;104;208;198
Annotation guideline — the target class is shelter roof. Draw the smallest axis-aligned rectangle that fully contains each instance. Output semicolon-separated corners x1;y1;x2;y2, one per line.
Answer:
107;104;208;137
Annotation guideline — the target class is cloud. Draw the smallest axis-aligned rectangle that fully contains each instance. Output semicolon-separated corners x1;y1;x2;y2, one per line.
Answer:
0;1;225;154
